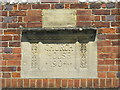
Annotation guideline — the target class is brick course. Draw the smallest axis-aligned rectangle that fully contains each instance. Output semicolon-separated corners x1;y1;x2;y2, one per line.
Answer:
0;2;120;89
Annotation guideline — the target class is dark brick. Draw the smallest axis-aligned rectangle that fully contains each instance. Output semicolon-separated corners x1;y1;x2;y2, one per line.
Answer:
4;5;13;10
32;4;50;9
70;3;88;9
90;3;101;9
116;2;120;8
106;2;115;8
3;17;17;23
2;67;16;72
55;4;64;9
4;48;12;53
106;16;115;21
117;72;120;78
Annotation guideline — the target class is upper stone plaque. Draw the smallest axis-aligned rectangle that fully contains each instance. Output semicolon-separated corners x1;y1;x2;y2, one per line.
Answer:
42;9;76;28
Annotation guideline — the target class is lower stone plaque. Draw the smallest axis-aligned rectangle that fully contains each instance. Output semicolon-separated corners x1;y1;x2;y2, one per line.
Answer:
21;29;97;78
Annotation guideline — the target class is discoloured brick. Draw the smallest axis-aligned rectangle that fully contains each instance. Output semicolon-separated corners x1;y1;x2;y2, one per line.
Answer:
107;2;115;8
55;4;64;9
4;5;13;10
90;3;101;9
70;3;88;9
106;16;115;21
32;4;50;9
4;48;12;53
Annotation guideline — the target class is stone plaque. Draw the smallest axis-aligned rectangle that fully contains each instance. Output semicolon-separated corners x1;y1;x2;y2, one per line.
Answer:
42;9;76;28
21;29;97;78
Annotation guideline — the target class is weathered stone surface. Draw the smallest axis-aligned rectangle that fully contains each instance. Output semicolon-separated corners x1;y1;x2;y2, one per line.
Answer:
21;29;97;78
42;9;76;28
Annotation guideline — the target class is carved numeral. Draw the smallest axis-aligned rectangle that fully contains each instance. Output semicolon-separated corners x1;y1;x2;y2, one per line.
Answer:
80;43;87;68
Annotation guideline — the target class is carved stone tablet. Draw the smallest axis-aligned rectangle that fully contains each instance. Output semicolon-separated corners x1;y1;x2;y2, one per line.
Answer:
21;29;97;78
42;9;76;28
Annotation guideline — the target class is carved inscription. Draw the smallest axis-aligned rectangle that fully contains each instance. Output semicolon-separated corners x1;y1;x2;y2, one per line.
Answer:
80;43;87;68
44;44;74;68
31;43;39;68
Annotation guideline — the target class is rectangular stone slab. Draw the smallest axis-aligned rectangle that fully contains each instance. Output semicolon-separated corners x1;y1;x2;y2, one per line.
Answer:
21;30;97;78
42;9;76;28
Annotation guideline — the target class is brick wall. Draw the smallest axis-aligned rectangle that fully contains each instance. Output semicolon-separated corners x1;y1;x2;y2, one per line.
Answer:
0;2;120;88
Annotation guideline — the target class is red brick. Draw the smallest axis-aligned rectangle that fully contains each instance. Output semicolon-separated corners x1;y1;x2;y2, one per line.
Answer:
95;16;100;21
112;41;120;46
102;3;106;8
9;11;26;16
115;60;120;65
2;79;5;88
87;79;92;88
43;79;48;88
93;22;110;27
111;9;120;15
12;72;20;78
2;36;12;41
81;79;86;88
4;30;20;34
116;15;120;21
36;79;42;88
13;36;20;40
77;10;91;15
0;60;6;66
18;4;31;10
106;34;120;39
1;42;8;47
24;79;29;88
2;11;8;16
18;79;23;88
65;4;70;9
24;16;42;22
116;2;120;8
0;48;3;53
109;66;119;71
92;10;110;15
9;42;21;47
49;79;54;88
98;28;116;34
27;23;42;28
98;72;106;78
93;79;99;88
111;22;120;27
98;66;108;71
12;48;21;53
56;79;61;88
74;79;80;88
102;16;106;21
113;79;120;88
18;17;22;22
68;80;73;88
0;17;3;22
13;5;17;10
76;22;92;27
99;47;119;53
17;67;21;71
6;79;11;88
62;79;67;88
97;41;111;46
28;10;42;16
70;3;88;9
32;4;50;9
98;53;117;59
60;0;78;3
12;79;17;88
8;23;26;28
30;79;36;88
106;79;112;88
100;79;105;88
2;73;11;78
107;72;116;78
51;4;55;9
77;15;94;21
3;54;21;60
